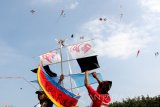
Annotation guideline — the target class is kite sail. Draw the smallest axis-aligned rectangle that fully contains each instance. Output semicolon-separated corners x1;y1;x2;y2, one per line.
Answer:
77;55;100;72
39;51;61;66
67;41;95;59
70;73;103;88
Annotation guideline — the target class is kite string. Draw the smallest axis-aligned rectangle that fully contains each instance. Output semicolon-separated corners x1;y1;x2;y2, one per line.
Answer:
22;77;39;90
0;76;38;90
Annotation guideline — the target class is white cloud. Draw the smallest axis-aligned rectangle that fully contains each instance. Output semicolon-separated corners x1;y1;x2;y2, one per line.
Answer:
69;1;79;10
79;18;152;59
140;0;160;24
80;19;107;37
140;0;160;13
140;0;160;38
31;0;58;5
31;0;79;10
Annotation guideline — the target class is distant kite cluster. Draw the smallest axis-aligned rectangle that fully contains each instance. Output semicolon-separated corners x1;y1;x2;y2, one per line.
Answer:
136;49;159;57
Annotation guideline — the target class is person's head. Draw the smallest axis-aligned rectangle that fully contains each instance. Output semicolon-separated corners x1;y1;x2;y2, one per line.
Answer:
97;81;112;94
35;90;47;101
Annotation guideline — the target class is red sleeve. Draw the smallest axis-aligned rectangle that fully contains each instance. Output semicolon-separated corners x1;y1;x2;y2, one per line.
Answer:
87;85;98;95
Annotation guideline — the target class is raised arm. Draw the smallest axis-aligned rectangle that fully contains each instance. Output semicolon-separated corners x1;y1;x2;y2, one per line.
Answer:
84;70;89;87
91;72;102;85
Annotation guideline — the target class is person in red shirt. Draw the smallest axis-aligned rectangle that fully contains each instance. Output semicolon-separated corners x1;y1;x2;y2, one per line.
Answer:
84;71;112;107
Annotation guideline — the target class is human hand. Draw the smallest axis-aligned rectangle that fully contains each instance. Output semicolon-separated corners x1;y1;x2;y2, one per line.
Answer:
91;72;98;78
85;70;89;75
59;74;64;81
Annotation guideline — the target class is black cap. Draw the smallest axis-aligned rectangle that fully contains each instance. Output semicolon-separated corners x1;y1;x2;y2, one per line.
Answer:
77;55;100;72
35;90;44;94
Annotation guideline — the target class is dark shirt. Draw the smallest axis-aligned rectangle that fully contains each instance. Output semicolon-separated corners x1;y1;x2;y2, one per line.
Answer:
40;99;53;107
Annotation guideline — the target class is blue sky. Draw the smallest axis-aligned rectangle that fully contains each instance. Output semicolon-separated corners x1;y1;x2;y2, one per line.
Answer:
0;0;160;106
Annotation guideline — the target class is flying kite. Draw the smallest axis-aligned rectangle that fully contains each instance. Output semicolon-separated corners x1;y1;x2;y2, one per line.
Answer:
136;49;140;57
56;10;66;22
120;13;123;21
155;52;159;56
99;17;107;22
104;18;107;21
60;9;65;17
71;34;74;38
99;18;103;21
30;9;35;14
119;4;124;21
80;36;84;39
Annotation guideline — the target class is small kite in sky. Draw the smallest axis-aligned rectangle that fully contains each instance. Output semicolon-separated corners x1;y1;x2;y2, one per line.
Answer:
56;9;66;22
136;49;140;57
30;10;35;14
99;18;103;21
119;4;124;21
120;13;123;21
155;52;159;56
80;36;84;39
71;34;74;38
99;17;107;22
60;9;65;17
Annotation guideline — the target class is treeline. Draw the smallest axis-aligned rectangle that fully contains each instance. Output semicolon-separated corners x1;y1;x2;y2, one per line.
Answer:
109;95;160;107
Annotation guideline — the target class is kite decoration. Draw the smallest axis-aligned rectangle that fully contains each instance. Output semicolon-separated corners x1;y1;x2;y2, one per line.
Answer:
77;55;100;72
32;72;102;90
31;65;57;77
70;73;103;88
39;51;61;66
67;40;95;59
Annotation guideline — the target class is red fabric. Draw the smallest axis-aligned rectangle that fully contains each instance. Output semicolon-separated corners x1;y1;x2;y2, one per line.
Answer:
87;85;111;107
38;65;78;107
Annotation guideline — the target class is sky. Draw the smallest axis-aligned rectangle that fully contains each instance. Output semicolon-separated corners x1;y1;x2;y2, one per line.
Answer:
0;0;160;106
